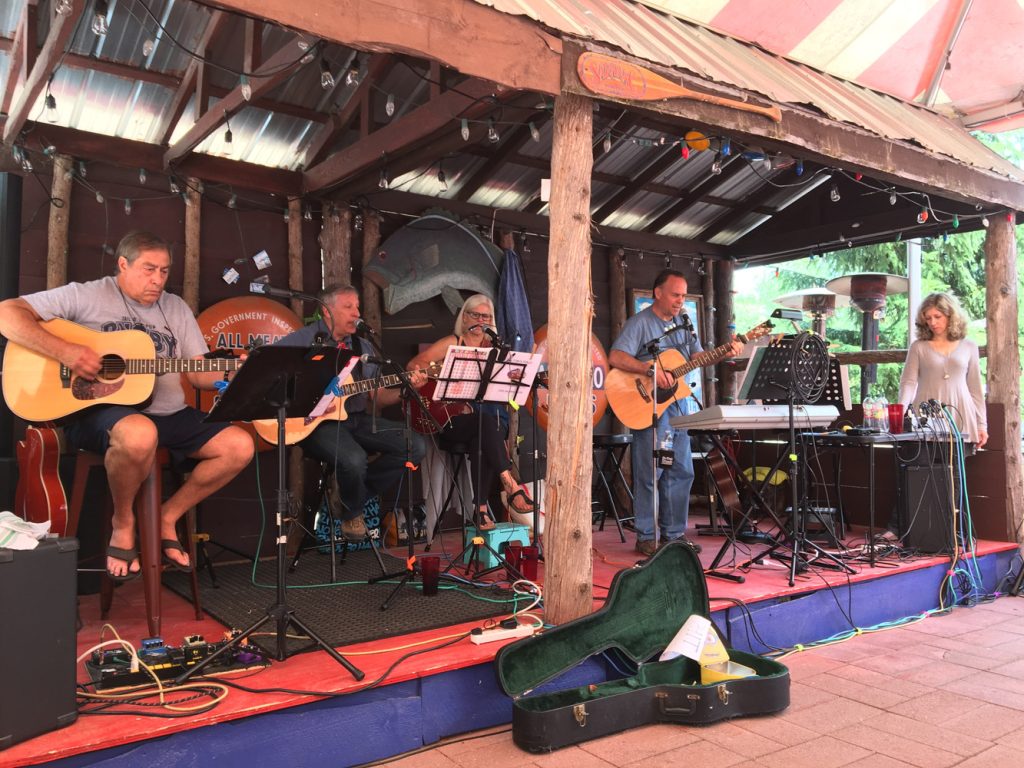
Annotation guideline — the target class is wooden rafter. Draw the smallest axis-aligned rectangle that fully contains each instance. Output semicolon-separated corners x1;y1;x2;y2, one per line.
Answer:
20;123;301;196
165;32;318;165
3;0;83;145
645;154;744;233
304;53;395;167
206;0;561;96
592;146;679;223
454;111;550;203
699;167;793;242
159;10;231;146
303;78;499;193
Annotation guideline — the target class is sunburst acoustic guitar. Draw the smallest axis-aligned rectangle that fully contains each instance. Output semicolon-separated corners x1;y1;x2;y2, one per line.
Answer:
2;318;244;422
605;321;774;430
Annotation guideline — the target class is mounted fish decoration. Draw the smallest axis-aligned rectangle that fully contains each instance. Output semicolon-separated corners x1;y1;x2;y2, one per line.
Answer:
365;210;504;315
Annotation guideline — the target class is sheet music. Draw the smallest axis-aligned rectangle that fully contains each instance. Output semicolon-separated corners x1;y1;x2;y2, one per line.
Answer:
436;346;542;406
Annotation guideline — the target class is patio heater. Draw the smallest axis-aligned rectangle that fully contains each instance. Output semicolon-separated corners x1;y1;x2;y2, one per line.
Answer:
774;287;850;339
825;273;909;400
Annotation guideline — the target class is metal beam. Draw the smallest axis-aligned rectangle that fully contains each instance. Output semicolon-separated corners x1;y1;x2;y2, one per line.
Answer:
645;154;744;233
592;146;678;223
3;0;84;145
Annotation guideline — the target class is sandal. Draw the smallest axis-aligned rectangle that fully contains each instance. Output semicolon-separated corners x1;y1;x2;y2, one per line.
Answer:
161;538;194;573
507;486;538;515
106;545;141;583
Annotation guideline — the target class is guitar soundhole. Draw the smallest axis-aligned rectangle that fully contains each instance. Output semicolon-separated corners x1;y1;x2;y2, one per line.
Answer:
97;354;127;381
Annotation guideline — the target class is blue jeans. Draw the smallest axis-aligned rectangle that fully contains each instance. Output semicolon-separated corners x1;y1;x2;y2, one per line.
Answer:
630;416;694;543
301;412;426;520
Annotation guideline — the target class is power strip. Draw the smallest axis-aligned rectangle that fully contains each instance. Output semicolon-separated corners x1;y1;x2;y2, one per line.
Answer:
469;624;536;645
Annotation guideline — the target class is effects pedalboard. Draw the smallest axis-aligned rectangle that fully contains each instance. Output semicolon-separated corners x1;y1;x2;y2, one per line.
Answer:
85;632;270;690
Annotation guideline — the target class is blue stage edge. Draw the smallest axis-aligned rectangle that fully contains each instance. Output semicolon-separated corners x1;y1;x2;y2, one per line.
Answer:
51;547;1018;768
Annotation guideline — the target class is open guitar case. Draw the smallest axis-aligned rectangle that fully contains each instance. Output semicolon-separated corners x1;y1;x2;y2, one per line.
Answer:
495;541;790;752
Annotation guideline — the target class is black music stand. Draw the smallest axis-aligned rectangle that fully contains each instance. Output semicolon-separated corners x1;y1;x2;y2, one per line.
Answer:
175;344;364;683
436;344;541;578
738;337;854;586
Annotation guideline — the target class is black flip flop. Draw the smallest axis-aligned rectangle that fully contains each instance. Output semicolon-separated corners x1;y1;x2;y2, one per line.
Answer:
161;538;194;573
106;545;142;583
507;488;538;515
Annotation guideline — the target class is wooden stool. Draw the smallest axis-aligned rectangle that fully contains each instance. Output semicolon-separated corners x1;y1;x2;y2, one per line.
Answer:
68;448;202;636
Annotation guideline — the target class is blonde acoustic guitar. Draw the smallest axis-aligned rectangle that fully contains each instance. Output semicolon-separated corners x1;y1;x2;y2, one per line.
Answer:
2;318;243;422
605;322;774;430
251;361;441;446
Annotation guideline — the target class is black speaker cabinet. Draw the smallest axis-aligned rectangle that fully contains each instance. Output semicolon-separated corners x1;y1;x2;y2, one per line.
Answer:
899;465;954;554
0;537;79;750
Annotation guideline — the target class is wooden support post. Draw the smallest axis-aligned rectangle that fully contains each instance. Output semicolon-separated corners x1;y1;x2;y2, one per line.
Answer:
360;207;383;334
183;178;202;313
47;154;72;288
545;84;594;625
321;206;352;291
713;258;736;402
288;198;304;319
702;257;717;404
984;216;1023;543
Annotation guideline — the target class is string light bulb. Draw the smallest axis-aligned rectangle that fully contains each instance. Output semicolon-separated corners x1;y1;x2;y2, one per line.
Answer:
320;59;335;90
437;165;448;192
352;212;362;229
681;145;690;160
138;168;147;185
720;138;731;157
143;38;155;57
227;193;237;209
603;132;612;154
461;119;470;141
710;153;722;175
529;122;540;142
77;160;87;179
829;184;841;203
239;75;252;102
303;204;313;222
378;166;390;189
889;189;897;206
344;66;360;86
385;93;396;117
795;159;804;177
92;0;109;36
917;208;928;224
487;118;500;144
55;0;73;14
223;114;233;156
169;177;180;195
95;191;104;204
981;216;990;228
952;214;959;228
124;199;132;215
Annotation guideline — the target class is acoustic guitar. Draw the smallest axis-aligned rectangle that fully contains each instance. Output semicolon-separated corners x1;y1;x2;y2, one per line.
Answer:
605;321;773;430
2;318;244;422
14;426;70;536
252;362;441;445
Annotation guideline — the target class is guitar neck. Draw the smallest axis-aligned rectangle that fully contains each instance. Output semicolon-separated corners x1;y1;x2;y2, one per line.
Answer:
110;358;244;375
335;367;431;397
670;342;735;378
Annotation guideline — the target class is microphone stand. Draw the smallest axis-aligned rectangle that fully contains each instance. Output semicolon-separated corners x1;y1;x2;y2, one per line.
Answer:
641;322;681;549
357;331;443;610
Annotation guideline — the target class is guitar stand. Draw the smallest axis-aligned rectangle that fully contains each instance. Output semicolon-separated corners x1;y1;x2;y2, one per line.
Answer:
702;433;788;584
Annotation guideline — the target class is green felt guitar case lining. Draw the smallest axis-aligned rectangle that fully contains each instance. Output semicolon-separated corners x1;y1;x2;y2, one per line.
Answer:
495;541;790;752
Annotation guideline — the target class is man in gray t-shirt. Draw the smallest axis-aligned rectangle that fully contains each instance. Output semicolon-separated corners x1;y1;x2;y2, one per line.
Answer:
0;230;254;582
609;269;744;558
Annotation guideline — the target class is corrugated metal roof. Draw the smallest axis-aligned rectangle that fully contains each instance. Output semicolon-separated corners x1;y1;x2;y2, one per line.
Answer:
474;0;1023;183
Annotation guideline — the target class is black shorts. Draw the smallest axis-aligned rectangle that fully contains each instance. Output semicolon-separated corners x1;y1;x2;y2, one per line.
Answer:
62;405;233;472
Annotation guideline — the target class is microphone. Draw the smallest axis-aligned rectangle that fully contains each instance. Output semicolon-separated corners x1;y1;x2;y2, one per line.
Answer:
679;313;694;332
354;318;377;338
480;326;503;345
358;353;386;365
249;282;318;301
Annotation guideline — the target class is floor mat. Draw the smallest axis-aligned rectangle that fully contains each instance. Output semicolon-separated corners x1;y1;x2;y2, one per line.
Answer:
163;547;517;655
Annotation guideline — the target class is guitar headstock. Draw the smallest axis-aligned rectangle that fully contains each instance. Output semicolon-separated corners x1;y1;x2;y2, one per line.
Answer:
739;320;775;344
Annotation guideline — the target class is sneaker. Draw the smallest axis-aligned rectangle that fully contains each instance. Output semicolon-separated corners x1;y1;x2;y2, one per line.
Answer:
635;539;658;557
662;536;702;554
341;517;367;541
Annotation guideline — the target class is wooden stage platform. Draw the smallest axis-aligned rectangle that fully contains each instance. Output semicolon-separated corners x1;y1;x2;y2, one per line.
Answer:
2;520;1019;768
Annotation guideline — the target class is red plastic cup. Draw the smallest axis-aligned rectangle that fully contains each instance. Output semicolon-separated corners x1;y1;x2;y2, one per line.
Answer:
420;555;440;596
504;542;523;579
519;545;539;581
888;403;905;434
